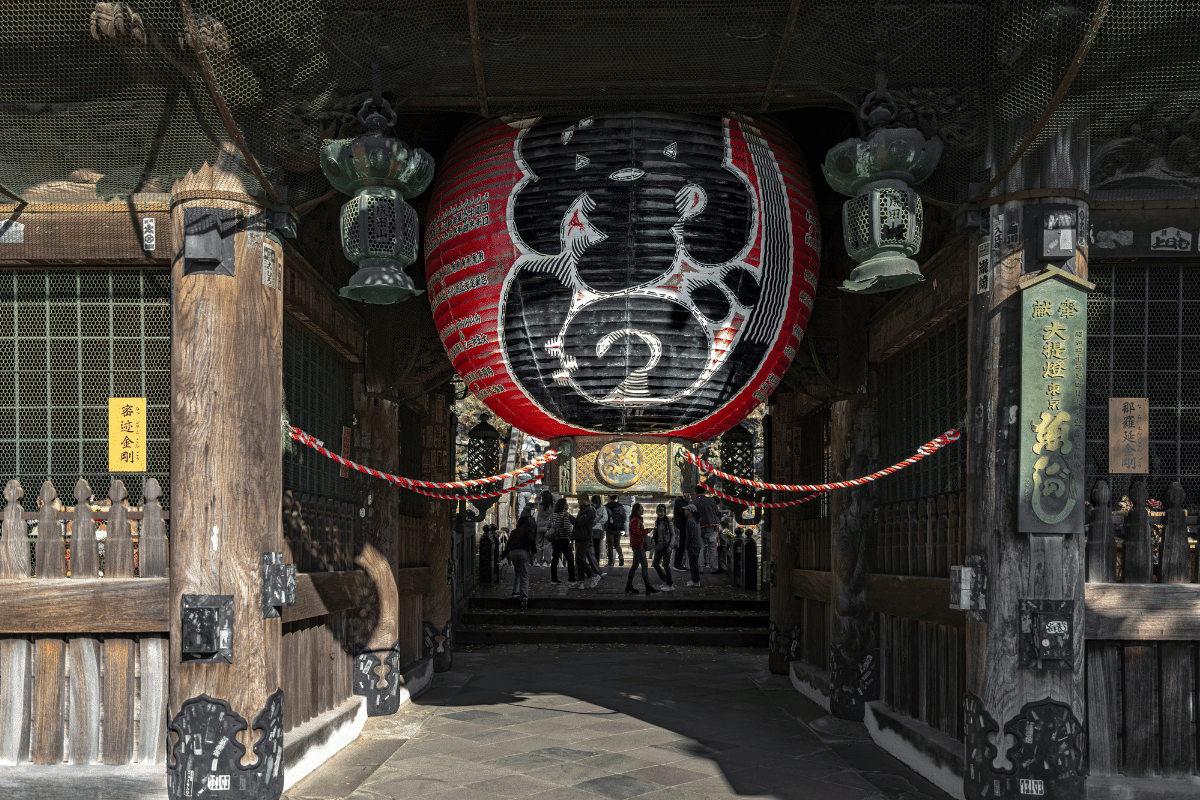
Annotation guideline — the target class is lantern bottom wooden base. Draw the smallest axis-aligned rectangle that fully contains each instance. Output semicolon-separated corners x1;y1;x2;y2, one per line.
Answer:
548;435;698;498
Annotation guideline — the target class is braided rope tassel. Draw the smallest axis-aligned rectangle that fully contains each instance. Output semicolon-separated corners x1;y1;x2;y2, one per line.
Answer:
686;429;961;493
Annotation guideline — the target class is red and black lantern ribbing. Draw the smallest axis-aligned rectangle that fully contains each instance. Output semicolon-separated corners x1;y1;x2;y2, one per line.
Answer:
424;112;820;443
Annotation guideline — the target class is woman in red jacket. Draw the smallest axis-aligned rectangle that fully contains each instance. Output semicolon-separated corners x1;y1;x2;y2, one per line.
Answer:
625;503;659;595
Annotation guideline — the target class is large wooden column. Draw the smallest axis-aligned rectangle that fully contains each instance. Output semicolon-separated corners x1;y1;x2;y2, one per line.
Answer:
168;164;285;800
963;119;1089;800
828;396;879;720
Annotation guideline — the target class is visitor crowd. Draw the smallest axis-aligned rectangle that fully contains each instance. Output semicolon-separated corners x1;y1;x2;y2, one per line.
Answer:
498;484;734;606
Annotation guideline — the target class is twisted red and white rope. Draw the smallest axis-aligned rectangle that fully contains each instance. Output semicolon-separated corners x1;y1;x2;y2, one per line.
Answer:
405;473;544;501
686;429;962;493
288;425;556;493
704;484;825;509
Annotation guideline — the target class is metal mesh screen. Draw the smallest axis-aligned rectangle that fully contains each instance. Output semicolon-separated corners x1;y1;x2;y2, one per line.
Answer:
877;316;968;504
0;268;170;507
0;1;1197;209
1085;262;1200;505
282;314;355;501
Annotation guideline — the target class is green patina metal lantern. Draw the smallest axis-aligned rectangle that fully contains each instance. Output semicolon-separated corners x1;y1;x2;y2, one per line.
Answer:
719;423;762;525
319;99;434;304
823;79;943;294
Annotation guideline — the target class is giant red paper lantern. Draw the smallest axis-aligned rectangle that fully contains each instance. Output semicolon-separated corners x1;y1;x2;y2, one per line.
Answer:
425;112;819;442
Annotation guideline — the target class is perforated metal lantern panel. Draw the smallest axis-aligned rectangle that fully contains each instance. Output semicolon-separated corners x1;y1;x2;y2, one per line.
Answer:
340;188;419;267
425;112;819;441
1085;263;1200;505
0;269;170;507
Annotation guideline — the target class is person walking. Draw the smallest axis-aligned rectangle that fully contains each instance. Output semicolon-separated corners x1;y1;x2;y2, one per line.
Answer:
692;485;723;574
683;503;703;587
548;497;575;585
571;494;598;588
604;495;626;567
535;489;554;567
590;495;608;567
501;511;537;607
672;495;689;572
624;503;659;594
650;503;675;592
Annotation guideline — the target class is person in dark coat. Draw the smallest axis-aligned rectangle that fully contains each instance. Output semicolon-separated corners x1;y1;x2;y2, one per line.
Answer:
672;495;689;571
502;511;537;607
548;497;575;585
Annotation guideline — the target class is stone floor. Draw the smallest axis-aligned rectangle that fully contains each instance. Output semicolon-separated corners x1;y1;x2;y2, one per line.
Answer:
285;646;952;800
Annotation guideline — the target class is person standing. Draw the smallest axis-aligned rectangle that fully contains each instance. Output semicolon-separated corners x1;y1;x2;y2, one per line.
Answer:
672;495;689;571
623;503;659;594
548;497;575;585
692;485;723;574
683;504;703;587
502;511;537;607
604;495;626;567
590;495;608;567
535;489;554;567
572;494;598;588
650;503;675;592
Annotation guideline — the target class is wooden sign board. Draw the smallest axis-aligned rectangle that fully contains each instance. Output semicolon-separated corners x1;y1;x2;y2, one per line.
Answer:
1018;267;1094;534
108;397;147;472
1109;398;1149;473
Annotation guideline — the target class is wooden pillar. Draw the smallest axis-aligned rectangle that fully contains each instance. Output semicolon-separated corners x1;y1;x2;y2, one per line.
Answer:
828;396;878;720
963;118;1089;800
421;392;455;674
168;164;285;800
768;391;801;675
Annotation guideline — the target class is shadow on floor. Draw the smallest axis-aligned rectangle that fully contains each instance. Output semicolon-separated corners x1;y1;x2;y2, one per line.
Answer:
286;646;954;800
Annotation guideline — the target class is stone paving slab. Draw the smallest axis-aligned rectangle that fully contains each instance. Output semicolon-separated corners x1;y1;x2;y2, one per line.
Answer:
285;646;955;800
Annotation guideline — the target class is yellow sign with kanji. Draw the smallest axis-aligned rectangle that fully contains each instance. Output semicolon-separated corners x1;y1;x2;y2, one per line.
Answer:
108;397;147;472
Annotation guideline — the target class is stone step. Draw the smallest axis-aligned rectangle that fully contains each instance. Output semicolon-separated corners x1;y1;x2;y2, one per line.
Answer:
461;609;770;628
455;625;770;647
468;595;768;612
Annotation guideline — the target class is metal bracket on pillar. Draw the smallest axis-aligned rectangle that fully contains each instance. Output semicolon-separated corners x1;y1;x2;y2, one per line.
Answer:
261;552;297;619
949;553;987;613
180;594;234;663
1019;598;1075;671
182;207;239;276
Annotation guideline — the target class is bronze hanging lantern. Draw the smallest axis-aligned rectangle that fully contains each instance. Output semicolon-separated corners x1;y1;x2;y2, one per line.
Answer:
463;413;503;518
719;423;762;526
823;75;943;294
319;99;434;304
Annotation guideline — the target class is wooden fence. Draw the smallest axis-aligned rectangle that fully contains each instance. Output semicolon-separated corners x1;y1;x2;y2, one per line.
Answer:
792;515;831;668
790;492;968;743
0;476;168;766
1086;479;1200;779
281;491;357;735
876;493;968;743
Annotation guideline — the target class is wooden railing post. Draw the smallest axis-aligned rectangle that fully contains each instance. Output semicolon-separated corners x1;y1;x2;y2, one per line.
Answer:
68;479;100;765
102;480;135;764
1121;480;1155;775
138;478;168;765
0;480;30;764
1084;481;1120;776
1159;482;1194;776
168;162;285;800
30;481;66;764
